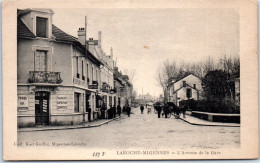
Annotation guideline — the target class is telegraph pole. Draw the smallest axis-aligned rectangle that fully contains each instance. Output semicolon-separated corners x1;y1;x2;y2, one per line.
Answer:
142;88;143;104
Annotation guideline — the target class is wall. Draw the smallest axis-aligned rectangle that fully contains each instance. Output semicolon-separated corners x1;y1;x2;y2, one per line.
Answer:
176;87;199;106
17;38;73;86
21;10;53;38
174;74;202;91
17;85;91;127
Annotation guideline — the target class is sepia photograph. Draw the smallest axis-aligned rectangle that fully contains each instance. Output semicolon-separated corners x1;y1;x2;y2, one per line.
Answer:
2;0;258;160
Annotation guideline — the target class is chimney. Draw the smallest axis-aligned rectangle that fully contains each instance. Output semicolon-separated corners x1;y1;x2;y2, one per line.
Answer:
98;31;102;47
78;28;86;45
110;47;113;59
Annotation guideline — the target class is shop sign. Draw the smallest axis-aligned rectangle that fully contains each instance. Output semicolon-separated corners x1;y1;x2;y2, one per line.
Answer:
57;95;68;110
89;85;98;89
18;95;28;112
101;88;108;93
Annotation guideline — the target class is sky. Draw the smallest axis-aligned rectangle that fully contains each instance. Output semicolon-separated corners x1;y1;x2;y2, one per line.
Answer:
52;8;239;98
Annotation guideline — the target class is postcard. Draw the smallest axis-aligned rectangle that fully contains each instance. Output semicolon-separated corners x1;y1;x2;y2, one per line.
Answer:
2;0;258;160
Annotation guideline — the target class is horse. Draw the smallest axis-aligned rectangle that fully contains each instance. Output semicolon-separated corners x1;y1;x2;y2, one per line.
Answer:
167;102;181;118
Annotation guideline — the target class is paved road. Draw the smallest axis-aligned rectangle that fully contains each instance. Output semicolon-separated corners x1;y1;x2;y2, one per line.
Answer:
18;107;240;150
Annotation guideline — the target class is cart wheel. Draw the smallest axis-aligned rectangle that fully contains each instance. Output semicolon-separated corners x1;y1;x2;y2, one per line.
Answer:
167;112;171;118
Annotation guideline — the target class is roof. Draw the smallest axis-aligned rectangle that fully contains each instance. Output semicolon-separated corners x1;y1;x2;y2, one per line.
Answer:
18;8;54;17
17;15;102;66
114;76;124;86
173;83;200;94
170;73;201;85
17;18;36;38
17;18;78;43
52;24;78;43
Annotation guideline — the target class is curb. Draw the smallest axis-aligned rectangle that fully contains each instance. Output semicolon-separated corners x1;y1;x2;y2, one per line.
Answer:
179;117;240;127
18;116;123;132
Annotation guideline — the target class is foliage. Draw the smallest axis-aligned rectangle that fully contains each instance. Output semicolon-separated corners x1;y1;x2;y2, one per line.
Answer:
202;70;231;101
179;99;240;114
156;54;239;103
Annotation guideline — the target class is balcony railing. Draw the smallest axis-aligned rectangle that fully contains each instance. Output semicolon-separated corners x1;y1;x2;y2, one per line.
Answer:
110;88;117;93
28;71;63;84
92;80;98;85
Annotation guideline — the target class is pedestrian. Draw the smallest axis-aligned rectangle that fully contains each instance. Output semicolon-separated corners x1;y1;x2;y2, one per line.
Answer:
113;104;116;118
183;105;187;118
117;104;121;117
157;104;162;118
147;105;151;114
101;102;107;119
123;105;126;113
86;106;91;122
108;105;113;119
127;105;131;117
164;103;168;118
140;104;144;114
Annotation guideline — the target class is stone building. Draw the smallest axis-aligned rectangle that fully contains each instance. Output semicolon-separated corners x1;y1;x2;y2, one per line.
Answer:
86;32;116;109
17;9;102;127
167;74;203;106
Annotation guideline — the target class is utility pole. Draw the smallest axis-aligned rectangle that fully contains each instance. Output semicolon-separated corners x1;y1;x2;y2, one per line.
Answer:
85;16;87;40
142;88;143;104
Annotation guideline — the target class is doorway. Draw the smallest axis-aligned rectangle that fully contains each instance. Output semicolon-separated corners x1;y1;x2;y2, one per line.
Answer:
86;92;91;122
35;91;49;125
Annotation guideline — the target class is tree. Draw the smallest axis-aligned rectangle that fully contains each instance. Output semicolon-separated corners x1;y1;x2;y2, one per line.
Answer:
123;69;136;83
131;89;137;102
156;65;168;102
202;70;230;101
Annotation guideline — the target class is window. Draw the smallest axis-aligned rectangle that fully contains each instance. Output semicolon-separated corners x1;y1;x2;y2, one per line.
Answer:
87;63;89;79
74;93;80;113
96;69;98;81
92;95;95;110
35;50;47;71
103;95;107;107
86;94;90;112
36;17;48;38
82;60;85;80
92;67;94;82
109;96;112;107
186;88;192;99
193;84;196;89
76;57;79;78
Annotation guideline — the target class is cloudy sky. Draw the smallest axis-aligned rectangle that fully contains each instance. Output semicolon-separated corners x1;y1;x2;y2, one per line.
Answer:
52;8;239;98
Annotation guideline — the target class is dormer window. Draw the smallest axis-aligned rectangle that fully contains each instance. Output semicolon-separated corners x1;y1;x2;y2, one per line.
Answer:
36;17;48;38
183;81;186;87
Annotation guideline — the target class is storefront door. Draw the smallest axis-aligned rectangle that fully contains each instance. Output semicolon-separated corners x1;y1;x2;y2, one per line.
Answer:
86;92;91;122
35;91;49;125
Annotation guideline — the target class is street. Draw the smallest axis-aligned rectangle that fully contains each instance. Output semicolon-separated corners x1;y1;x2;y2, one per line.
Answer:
18;107;240;150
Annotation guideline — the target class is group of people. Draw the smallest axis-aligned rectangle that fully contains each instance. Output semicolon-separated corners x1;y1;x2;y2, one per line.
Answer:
100;102;132;119
140;104;152;114
150;102;187;119
153;103;170;118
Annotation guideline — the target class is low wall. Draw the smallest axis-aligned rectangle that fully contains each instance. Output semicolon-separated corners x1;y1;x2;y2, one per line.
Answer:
18;116;35;128
191;111;240;123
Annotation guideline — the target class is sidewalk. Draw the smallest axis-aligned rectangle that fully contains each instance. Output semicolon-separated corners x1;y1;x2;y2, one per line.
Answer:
179;114;240;127
18;116;124;132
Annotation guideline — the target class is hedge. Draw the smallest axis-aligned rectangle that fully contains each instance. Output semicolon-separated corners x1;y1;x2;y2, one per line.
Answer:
179;99;240;114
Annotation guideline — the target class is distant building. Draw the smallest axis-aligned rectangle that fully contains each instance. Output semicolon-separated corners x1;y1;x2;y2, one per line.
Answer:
167;74;203;106
159;94;164;102
113;67;125;108
137;93;153;104
87;32;115;109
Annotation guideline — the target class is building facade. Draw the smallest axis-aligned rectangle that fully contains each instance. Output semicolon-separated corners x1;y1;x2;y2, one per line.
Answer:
17;9;102;127
87;31;116;109
167;74;203;106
